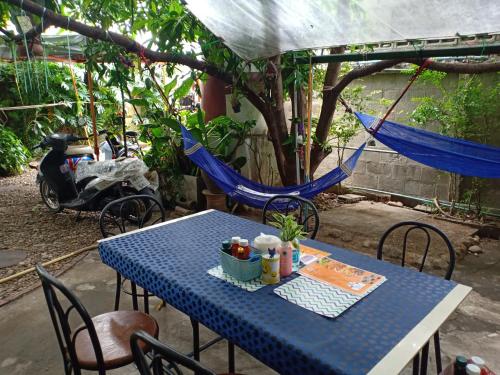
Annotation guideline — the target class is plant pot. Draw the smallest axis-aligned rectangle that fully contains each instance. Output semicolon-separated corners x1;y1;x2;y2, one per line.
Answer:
201;170;223;194
202;189;226;211
176;174;206;210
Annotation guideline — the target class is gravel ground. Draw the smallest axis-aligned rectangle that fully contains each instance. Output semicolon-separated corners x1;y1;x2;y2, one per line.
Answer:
0;169;102;304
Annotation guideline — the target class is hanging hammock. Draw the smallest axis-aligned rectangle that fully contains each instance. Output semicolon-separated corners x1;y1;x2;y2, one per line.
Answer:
356;112;500;178
181;126;365;208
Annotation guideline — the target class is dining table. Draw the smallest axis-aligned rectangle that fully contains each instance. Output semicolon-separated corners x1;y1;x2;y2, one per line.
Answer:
98;209;471;375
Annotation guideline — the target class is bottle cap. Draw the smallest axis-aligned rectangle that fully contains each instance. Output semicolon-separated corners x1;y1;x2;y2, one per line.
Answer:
222;240;231;250
466;364;481;375
470;356;485;368
239;239;249;246
231;236;241;244
455;355;468;368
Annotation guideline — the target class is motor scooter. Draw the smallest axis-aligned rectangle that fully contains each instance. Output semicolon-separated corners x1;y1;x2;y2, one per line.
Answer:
34;133;157;215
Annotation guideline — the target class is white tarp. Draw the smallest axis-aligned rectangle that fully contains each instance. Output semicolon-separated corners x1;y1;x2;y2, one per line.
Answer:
185;0;500;61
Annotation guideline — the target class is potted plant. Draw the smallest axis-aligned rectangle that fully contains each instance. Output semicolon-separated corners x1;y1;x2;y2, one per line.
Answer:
269;213;307;277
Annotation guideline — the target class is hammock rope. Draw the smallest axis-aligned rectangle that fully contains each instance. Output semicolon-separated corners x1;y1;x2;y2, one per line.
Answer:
371;59;431;134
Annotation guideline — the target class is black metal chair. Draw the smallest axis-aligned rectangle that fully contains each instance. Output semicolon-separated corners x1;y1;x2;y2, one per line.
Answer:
36;264;158;375
262;195;320;239
99;194;166;314
377;221;456;375
131;330;217;375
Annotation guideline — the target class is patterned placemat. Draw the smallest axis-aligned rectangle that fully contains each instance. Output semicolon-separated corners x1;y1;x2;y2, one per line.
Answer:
207;266;266;292
274;275;386;318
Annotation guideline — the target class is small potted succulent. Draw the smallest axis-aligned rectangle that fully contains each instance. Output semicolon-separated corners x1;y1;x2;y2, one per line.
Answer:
269;213;307;277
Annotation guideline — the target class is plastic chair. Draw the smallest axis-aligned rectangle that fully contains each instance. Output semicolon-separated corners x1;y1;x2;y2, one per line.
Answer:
262;195;320;239
377;221;456;375
36;265;158;375
99;194;166;313
131;330;217;375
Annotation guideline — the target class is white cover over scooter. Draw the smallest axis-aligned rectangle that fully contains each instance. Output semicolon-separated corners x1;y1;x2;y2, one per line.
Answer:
75;158;159;192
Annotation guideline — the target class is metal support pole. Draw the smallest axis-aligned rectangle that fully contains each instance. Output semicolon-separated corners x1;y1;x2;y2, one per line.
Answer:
295;43;500;64
120;82;128;157
293;55;301;185
86;69;99;160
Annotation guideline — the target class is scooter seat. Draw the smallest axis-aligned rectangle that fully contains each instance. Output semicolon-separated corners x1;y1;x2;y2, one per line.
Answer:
67;145;94;157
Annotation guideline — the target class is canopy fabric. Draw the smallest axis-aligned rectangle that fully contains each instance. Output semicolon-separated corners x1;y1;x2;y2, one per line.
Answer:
185;0;500;60
182;127;365;208
0;34;87;62
356;112;500;178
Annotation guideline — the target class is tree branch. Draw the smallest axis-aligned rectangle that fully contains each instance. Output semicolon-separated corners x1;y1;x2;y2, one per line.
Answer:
315;46;345;144
1;0;232;82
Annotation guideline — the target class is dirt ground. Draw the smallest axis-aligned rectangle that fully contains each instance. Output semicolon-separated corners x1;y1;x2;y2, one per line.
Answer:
0;169;102;304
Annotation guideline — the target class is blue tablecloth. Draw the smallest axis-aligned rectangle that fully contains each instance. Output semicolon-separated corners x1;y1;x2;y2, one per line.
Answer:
98;210;456;375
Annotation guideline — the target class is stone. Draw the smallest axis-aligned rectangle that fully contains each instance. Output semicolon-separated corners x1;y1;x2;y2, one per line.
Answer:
362;239;376;248
387;201;403;207
472;235;480;244
75;283;96;291
5;269;14;277
468;245;483;254
0;249;28;269
413;204;434;213
329;229;342;238
338;194;365;204
1;357;17;367
341;232;353;242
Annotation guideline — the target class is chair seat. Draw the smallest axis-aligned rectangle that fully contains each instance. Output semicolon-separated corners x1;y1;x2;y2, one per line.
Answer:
75;310;158;370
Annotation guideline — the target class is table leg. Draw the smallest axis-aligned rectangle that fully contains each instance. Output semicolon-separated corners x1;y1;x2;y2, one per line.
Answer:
144;289;149;314
434;331;442;373
420;342;429;375
114;272;121;311
228;342;235;373
190;318;200;361
131;281;139;311
413;353;420;375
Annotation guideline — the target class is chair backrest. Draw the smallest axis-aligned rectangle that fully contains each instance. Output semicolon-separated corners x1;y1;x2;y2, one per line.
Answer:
131;331;216;375
99;194;166;238
36;264;106;375
377;221;456;280
262;195;320;239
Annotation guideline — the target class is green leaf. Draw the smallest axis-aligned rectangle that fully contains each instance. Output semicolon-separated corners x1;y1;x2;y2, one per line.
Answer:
164;77;177;96
162;117;182;132
174;77;194;100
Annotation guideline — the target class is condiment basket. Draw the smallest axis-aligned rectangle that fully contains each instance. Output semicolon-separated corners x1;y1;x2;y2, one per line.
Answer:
220;250;261;281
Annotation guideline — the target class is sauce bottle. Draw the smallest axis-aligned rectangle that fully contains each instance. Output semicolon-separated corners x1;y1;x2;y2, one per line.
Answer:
230;237;241;257
238;239;250;260
470;357;488;375
466;364;481;375
454;356;468;375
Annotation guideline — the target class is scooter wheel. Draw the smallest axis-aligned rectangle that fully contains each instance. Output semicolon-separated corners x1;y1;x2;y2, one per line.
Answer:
40;179;62;213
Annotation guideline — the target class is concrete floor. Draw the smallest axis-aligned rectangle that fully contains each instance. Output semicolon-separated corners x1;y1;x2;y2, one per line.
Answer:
0;251;277;375
1;202;499;374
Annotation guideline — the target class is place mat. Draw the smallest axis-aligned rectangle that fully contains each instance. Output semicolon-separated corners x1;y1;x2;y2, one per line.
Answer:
299;257;385;296
274;275;386;318
207;266;266;292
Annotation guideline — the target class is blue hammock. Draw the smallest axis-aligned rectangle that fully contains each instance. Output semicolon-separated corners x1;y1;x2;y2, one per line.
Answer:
355;113;500;178
181;126;365;208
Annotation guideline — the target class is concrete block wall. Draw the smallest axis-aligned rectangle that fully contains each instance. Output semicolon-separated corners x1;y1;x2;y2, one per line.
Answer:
349;150;450;199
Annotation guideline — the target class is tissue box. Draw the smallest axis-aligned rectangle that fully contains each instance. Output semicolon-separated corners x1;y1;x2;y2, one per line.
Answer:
220;250;262;281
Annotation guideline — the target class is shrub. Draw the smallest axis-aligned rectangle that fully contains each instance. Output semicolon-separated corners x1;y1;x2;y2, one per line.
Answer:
0;126;30;176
